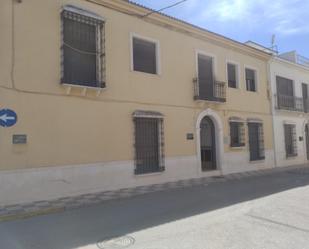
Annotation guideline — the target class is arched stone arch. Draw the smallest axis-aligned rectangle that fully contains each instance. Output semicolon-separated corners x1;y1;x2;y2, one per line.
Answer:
301;119;309;162
196;108;224;174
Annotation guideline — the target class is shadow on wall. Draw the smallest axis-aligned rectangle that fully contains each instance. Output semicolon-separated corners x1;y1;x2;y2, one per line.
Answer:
1;168;309;249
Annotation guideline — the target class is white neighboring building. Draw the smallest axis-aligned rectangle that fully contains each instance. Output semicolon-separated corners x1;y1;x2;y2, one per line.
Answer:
270;51;309;167
246;42;309;168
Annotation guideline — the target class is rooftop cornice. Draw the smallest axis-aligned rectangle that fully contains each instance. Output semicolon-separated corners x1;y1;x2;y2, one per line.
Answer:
273;56;309;72
85;0;272;61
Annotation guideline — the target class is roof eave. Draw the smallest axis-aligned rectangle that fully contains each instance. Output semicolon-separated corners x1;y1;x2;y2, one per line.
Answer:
86;0;272;60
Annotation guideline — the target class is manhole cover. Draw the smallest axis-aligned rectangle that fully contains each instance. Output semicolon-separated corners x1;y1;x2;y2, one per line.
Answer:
97;236;135;249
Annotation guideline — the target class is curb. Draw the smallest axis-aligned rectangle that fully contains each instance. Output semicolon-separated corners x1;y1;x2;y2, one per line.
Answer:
0;207;65;223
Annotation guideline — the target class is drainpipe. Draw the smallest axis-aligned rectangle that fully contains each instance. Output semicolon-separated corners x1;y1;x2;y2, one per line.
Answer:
267;57;278;168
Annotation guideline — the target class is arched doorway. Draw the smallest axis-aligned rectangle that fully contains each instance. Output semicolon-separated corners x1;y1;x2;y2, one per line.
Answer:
200;116;217;171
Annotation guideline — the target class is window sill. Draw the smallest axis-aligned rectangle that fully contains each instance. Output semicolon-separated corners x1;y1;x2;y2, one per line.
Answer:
246;90;258;93
228;86;240;90
286;154;298;159
249;157;265;163
134;170;165;177
194;98;226;104
230;146;246;150
131;69;161;77
62;83;106;96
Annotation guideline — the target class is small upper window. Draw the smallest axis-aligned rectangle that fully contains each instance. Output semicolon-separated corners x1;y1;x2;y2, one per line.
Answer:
245;68;257;92
132;37;158;75
227;63;238;88
61;6;105;88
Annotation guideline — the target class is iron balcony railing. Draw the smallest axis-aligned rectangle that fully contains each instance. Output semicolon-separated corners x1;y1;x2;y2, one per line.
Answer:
193;78;226;102
276;94;304;112
297;54;309;68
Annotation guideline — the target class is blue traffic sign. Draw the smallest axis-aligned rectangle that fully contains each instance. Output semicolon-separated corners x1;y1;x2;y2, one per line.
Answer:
0;109;17;127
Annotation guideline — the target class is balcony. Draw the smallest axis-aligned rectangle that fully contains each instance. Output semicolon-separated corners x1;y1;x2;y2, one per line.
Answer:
193;78;226;102
275;94;304;112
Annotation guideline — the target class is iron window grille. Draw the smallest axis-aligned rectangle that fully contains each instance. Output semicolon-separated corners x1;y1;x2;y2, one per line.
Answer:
133;111;165;175
132;37;157;74
245;68;257;92
61;6;105;88
284;124;298;157
248;121;265;161
230;121;245;147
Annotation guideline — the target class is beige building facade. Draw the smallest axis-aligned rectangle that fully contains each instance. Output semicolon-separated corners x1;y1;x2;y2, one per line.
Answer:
0;0;274;206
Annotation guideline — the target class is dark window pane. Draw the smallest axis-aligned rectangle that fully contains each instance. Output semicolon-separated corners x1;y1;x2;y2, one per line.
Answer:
276;76;294;110
230;122;245;147
228;64;237;88
62;14;102;87
198;54;214;99
276;76;293;96
246;68;256;92
133;38;157;74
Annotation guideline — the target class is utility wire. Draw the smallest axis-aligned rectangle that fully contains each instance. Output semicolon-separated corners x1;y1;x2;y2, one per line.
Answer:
142;0;189;17
11;0;16;89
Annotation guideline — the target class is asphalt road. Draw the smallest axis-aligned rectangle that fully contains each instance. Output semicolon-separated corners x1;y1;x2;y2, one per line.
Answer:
1;168;309;249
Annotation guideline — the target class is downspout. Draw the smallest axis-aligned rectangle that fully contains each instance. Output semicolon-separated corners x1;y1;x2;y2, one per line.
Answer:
267;56;278;168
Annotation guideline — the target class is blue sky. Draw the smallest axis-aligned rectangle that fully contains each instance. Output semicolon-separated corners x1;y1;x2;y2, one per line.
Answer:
132;0;309;57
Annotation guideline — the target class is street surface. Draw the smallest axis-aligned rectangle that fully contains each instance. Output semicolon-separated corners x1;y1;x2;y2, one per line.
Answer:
1;168;309;249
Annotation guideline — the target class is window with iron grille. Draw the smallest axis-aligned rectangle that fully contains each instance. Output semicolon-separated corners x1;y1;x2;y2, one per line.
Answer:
284;124;297;157
245;68;257;92
61;6;105;88
133;113;164;175
248;122;265;161
227;63;237;88
230;122;245;147
132;37;158;74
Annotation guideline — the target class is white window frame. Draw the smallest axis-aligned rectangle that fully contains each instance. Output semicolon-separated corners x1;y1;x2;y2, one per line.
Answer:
130;32;161;75
244;65;259;93
226;60;240;89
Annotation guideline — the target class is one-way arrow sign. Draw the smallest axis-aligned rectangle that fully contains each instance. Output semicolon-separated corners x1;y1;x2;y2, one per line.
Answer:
0;109;17;127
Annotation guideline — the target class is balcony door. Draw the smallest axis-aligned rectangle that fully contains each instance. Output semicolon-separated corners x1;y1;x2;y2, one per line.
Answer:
276;76;294;109
198;54;214;100
305;124;309;160
302;83;308;113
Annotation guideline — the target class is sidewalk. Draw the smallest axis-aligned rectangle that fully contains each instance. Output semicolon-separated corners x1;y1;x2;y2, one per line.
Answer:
0;164;308;222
